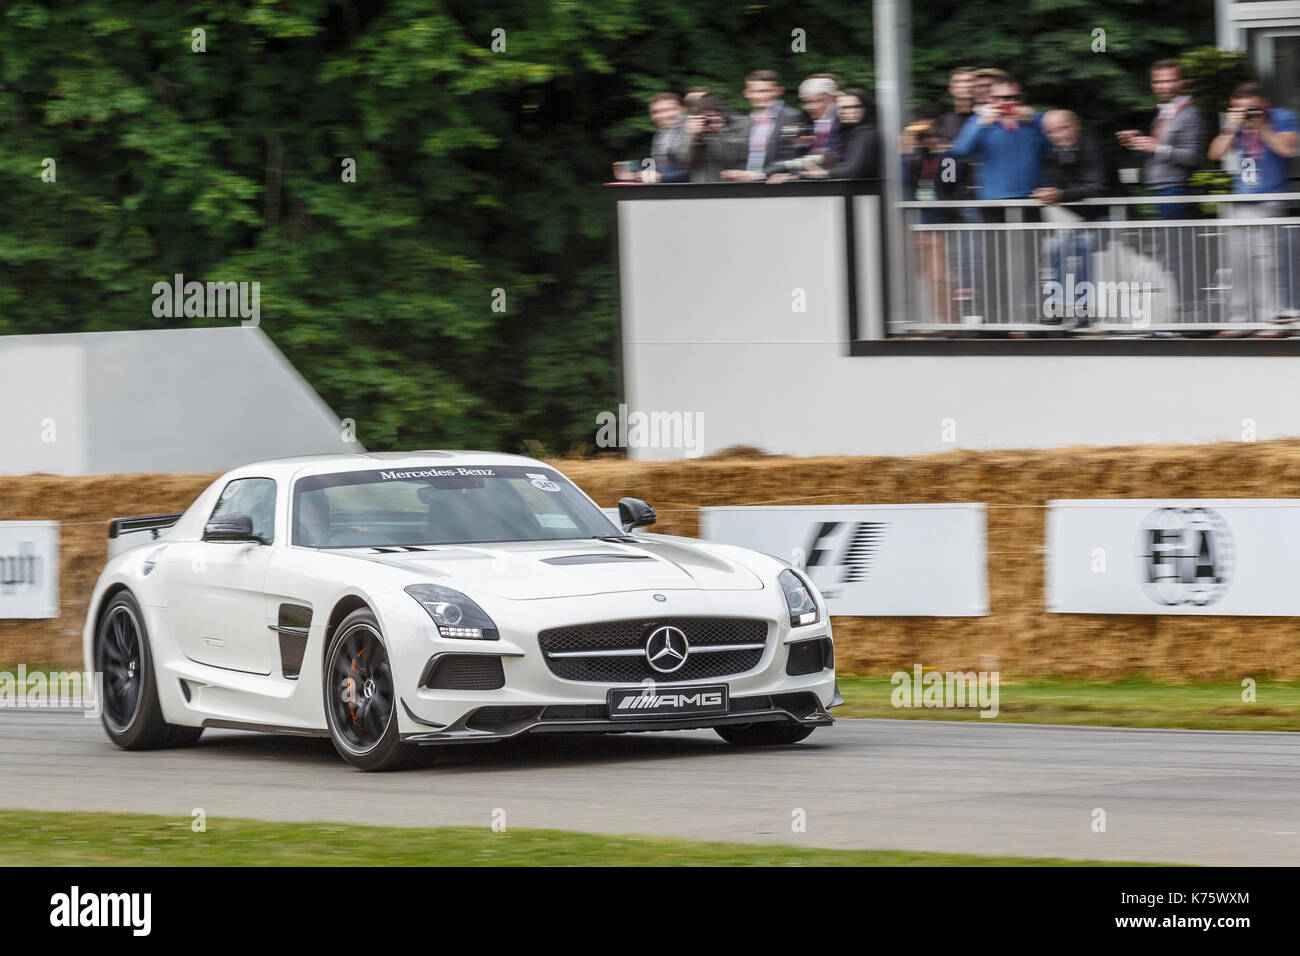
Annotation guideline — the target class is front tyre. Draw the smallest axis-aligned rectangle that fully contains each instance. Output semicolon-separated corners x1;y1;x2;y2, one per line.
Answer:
95;591;203;750
323;608;433;771
714;721;815;746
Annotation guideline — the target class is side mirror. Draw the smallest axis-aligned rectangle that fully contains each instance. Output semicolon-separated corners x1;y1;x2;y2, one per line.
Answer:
203;513;263;543
618;497;657;533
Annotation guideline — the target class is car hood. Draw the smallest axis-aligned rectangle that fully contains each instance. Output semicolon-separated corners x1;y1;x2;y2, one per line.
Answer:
347;536;765;600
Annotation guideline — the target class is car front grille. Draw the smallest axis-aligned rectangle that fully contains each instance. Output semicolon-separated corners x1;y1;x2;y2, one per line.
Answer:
537;617;768;683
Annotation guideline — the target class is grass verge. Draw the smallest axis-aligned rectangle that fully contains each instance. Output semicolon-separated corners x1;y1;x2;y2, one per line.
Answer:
0;809;1159;866
834;674;1300;730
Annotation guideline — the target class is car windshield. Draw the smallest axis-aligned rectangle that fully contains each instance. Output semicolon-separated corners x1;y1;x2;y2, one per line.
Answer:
291;465;622;548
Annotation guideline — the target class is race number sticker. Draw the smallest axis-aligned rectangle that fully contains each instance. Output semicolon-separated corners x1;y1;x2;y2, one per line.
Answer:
527;473;560;493
537;513;578;530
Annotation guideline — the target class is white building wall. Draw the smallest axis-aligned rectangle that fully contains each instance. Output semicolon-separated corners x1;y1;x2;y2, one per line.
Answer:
619;194;1300;459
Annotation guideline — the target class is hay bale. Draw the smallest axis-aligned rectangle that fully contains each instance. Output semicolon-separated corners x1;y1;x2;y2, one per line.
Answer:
6;439;1300;678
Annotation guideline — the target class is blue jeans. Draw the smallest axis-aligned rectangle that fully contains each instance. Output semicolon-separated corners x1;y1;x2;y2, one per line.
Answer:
1152;185;1197;316
1285;222;1300;312
1049;227;1101;314
947;206;983;316
1154;184;1191;221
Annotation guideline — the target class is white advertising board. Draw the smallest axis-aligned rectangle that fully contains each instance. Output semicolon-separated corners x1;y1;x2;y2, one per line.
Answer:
700;504;988;616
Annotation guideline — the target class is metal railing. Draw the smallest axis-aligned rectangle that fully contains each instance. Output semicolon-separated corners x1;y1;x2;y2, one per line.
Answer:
897;193;1300;336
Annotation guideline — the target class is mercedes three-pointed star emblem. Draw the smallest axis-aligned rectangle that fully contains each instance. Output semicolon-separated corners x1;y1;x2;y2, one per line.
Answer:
645;625;689;674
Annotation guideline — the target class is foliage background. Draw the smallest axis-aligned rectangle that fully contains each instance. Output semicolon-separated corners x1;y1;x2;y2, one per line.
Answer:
0;1;1216;452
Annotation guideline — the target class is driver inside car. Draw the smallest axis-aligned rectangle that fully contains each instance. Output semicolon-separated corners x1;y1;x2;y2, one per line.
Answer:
297;492;332;546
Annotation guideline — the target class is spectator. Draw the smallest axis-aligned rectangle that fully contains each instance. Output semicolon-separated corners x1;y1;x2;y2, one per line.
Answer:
765;76;843;178
646;92;689;183
1207;82;1300;323
970;68;1009;108
683;86;711;110
1116;60;1205;219
902;114;959;204
1036;110;1113;323
1116;59;1206;321
684;85;738;123
826;89;879;179
940;67;976;130
951;77;1046;323
951;78;1045;202
799;75;842;162
901;112;963;322
670;93;746;184
937;67;977;200
937;66;981;317
768;88;879;182
1037;110;1110;208
721;70;809;182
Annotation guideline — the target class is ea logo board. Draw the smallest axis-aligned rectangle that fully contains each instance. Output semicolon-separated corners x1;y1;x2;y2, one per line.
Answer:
1045;499;1298;615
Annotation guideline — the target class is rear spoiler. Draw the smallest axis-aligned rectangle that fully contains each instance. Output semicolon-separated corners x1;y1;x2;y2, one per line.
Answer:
108;513;184;539
108;513;183;558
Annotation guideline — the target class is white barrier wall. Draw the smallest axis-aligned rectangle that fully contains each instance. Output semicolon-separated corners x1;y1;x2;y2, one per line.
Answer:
618;194;1300;459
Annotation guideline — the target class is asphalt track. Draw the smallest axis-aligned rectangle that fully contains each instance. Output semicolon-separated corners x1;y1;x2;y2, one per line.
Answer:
1;710;1296;864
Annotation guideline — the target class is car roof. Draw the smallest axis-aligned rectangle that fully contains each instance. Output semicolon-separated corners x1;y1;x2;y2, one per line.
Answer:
228;451;549;483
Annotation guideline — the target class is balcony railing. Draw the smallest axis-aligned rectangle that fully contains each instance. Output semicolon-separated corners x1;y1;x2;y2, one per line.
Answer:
897;193;1300;337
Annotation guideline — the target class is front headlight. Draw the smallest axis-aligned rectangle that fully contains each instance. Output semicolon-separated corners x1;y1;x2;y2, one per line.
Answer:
405;584;499;640
779;569;820;627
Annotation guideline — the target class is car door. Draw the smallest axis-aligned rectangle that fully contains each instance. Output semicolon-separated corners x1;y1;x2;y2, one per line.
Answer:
163;477;279;675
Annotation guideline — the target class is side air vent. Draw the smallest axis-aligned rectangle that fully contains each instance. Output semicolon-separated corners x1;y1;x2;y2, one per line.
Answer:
786;639;833;676
423;654;506;690
272;604;313;679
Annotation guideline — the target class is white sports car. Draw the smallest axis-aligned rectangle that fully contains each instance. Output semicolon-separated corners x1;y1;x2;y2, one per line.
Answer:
84;452;839;770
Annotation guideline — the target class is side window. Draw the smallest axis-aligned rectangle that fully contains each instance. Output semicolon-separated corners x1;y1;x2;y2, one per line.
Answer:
209;478;277;543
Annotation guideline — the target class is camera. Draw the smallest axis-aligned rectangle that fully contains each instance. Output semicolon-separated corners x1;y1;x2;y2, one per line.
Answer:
778;154;827;173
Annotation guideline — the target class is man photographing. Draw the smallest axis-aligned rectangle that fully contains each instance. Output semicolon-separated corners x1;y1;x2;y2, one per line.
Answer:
671;94;745;183
1116;60;1204;219
1207;82;1298;191
1207;82;1299;323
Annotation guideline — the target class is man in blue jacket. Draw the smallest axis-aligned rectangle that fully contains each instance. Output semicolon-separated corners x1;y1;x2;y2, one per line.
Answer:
950;77;1048;325
951;77;1046;202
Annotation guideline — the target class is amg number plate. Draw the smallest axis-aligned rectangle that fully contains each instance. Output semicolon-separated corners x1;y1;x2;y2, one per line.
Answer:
607;684;729;719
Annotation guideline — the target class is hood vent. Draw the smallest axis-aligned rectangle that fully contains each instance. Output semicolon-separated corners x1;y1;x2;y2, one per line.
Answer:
541;554;654;566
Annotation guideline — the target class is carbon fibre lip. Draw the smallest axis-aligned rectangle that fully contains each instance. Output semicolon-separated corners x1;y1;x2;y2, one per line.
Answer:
398;695;834;745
